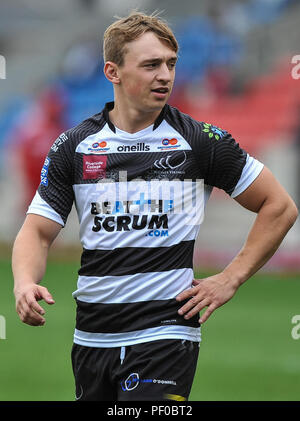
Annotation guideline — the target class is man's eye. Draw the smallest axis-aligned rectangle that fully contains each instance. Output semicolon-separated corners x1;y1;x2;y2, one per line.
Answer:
145;63;157;68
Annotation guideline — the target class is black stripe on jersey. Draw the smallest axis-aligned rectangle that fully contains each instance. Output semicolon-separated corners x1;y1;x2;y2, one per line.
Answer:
75;298;199;333
73;150;200;184
102;102;116;133
79;241;194;277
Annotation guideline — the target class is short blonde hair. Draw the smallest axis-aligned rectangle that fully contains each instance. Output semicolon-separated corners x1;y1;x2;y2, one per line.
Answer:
103;11;178;66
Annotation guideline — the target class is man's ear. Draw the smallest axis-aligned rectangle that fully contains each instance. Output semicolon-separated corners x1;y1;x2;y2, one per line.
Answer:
104;62;120;85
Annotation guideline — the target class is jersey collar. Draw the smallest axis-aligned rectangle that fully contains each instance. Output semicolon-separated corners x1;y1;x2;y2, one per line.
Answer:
102;101;168;134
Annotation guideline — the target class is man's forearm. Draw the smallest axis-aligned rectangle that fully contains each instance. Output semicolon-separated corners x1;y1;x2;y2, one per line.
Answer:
12;225;49;290
222;197;298;286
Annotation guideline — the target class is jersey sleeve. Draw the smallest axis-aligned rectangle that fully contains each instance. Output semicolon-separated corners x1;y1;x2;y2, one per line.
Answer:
27;132;74;226
231;154;264;198
201;124;263;196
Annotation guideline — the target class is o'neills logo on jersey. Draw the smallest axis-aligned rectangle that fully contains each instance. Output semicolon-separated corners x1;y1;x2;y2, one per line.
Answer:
117;143;150;152
83;155;107;180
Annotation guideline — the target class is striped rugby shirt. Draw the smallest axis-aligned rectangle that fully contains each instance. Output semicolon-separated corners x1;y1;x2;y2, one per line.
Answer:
27;101;264;348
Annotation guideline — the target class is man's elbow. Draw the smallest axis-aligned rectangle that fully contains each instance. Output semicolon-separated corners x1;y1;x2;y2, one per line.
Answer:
282;197;298;229
288;200;298;225
264;194;298;233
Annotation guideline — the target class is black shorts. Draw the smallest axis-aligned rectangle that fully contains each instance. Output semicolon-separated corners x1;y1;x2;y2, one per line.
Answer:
71;339;200;401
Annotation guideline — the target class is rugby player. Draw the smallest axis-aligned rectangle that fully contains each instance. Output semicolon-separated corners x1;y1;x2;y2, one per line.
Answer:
12;12;298;401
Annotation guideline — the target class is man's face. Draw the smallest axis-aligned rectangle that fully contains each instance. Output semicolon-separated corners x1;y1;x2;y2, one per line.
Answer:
116;31;177;112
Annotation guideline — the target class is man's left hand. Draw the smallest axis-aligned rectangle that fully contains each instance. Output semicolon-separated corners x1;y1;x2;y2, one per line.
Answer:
176;273;240;324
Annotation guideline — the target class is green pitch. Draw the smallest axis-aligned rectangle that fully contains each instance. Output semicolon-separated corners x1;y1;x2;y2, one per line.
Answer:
1;257;299;401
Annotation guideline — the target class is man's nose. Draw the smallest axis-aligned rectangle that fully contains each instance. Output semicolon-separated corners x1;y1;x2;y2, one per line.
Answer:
156;63;171;82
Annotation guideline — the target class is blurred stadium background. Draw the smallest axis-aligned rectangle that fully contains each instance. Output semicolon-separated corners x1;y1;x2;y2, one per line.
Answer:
0;0;300;401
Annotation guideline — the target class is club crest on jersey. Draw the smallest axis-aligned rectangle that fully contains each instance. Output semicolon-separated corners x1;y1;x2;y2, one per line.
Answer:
203;123;226;140
153;151;186;170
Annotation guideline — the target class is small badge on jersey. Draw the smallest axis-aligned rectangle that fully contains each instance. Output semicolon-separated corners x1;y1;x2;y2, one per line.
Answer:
157;138;180;151
203;123;227;140
40;157;51;186
83;155;107;180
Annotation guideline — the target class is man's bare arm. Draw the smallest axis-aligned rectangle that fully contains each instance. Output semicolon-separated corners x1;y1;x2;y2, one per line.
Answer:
12;214;62;326
176;166;298;323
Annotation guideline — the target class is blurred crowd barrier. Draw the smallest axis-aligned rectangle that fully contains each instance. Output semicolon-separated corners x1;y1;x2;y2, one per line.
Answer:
0;0;299;270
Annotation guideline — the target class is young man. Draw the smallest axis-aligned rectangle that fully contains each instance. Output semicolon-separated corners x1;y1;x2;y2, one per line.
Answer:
12;12;298;401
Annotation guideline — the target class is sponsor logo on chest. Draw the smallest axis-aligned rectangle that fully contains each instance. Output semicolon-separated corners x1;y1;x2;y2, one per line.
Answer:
83;155;107;180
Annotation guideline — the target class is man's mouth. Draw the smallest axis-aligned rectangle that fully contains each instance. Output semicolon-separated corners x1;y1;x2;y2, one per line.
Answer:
151;87;169;99
151;87;169;93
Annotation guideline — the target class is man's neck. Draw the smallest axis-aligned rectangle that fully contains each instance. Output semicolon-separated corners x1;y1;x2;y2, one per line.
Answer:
108;101;163;134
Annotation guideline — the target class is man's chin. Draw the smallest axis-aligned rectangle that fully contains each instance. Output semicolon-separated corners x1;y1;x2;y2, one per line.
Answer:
146;98;168;112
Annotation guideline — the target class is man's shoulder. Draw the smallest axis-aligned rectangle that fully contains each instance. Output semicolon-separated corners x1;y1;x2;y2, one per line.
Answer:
165;104;203;130
51;111;106;154
165;104;214;143
165;104;229;143
65;111;106;143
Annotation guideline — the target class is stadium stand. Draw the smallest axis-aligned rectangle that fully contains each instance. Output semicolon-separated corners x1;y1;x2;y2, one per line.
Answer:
172;62;300;155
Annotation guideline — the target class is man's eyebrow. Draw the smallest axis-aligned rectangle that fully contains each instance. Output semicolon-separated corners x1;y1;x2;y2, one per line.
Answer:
140;56;178;64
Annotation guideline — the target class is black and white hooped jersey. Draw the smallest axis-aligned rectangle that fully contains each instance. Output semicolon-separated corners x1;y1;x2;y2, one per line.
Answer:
28;102;264;348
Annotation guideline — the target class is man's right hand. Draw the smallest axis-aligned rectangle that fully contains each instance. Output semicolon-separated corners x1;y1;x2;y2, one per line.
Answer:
12;214;62;327
14;283;55;326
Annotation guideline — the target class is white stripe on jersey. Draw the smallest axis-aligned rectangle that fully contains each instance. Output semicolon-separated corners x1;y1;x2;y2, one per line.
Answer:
74;325;201;348
73;179;205;250
73;268;194;304
75;121;193;155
